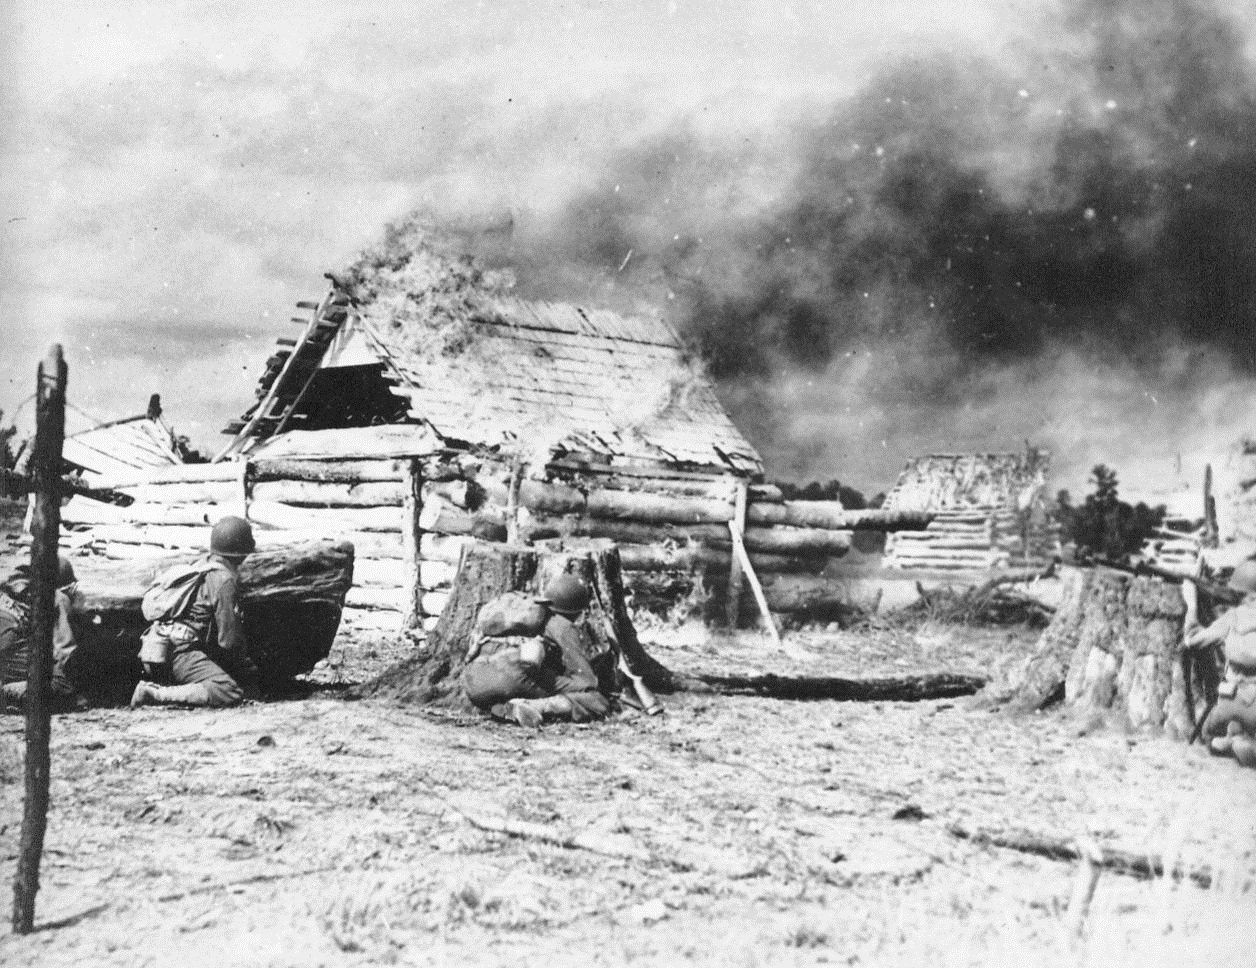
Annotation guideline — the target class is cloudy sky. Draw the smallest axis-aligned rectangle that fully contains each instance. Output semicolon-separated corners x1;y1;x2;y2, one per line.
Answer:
2;0;1254;502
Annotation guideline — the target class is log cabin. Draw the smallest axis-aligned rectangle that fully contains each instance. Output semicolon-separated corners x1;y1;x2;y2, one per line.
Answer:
57;288;924;631
881;449;1060;572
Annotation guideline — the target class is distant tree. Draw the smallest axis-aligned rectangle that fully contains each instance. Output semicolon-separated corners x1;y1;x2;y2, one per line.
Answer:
1056;464;1165;560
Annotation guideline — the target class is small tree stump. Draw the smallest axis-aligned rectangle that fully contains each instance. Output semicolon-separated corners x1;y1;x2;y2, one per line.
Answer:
981;566;1208;736
362;540;674;708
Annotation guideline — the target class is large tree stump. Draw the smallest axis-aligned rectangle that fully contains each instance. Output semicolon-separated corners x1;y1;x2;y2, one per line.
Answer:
979;566;1207;736
63;541;354;701
361;540;675;708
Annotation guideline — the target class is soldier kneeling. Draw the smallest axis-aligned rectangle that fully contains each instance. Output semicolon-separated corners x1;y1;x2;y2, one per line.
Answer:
462;575;610;728
130;516;260;709
1186;560;1256;767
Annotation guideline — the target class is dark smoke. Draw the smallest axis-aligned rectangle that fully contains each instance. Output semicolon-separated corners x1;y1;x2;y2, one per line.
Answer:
364;0;1256;490
477;0;1256;383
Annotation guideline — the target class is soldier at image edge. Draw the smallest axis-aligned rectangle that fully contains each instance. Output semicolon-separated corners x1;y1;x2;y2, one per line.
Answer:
1;555;89;713
130;515;261;709
1185;558;1256;767
463;574;612;728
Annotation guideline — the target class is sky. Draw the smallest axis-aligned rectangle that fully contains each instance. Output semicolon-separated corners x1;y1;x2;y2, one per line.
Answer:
2;0;1254;504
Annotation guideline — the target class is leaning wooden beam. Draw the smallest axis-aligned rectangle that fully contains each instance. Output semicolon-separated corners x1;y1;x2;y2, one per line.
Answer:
947;824;1214;888
690;672;986;701
729;519;781;645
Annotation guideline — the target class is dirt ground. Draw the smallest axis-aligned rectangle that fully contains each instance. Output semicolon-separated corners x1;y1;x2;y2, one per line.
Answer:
3;610;1255;968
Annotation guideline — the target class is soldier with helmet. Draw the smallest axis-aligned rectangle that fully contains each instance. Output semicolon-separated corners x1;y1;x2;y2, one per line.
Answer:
462;574;611;727
1186;558;1256;766
130;515;260;709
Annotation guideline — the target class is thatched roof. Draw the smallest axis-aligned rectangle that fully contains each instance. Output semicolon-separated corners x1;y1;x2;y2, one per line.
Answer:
883;450;1050;513
225;289;762;475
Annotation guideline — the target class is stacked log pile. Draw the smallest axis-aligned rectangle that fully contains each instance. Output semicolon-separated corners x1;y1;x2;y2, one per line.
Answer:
884;506;1059;571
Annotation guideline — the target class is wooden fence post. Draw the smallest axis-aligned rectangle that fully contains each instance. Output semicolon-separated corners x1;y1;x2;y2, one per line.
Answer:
12;344;66;934
725;478;748;628
402;459;422;629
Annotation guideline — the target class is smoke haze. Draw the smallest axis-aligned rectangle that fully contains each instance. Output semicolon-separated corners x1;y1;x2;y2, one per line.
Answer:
3;0;1254;504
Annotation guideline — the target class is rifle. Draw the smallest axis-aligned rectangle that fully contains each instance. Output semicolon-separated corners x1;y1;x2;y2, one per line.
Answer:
1065;550;1241;606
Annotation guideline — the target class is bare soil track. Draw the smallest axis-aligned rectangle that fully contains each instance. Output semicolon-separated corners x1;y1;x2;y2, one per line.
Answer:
2;617;1255;967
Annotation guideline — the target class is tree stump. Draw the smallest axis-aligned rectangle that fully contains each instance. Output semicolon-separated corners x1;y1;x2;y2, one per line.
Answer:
979;566;1208;736
361;539;675;708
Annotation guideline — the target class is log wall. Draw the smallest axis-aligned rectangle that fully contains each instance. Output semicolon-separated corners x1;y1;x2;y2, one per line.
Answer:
883;506;1060;572
58;450;935;630
60;458;410;632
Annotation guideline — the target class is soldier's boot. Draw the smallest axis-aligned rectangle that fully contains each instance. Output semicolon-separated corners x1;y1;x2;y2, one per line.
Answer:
130;681;214;709
1232;735;1256;769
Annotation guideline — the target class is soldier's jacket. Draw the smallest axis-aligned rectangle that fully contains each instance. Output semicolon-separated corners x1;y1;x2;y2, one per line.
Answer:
1194;603;1256;703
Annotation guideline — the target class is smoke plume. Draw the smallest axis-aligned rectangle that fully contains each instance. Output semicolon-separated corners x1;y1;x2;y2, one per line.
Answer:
362;0;1256;495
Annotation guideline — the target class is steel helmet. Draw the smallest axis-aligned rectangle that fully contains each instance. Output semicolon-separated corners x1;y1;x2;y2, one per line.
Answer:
538;574;590;615
1228;560;1256;595
210;516;256;557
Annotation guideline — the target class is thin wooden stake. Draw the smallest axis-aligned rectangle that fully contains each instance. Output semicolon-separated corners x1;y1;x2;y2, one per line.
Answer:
12;344;67;934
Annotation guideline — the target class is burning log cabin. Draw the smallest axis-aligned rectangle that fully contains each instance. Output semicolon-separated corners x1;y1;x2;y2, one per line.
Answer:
57;288;926;631
881;449;1060;572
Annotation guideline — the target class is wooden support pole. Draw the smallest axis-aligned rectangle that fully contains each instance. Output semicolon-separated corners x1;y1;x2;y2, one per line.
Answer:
403;459;422;630
13;345;66;934
728;519;781;646
725;479;747;628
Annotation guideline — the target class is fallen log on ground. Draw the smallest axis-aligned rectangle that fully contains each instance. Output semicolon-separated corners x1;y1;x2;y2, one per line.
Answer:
947;823;1214;888
687;671;986;701
66;540;354;700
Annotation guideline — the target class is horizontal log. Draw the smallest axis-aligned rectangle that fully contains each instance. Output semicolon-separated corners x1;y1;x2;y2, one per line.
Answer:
617;544;825;575
248;500;401;533
421;590;450;616
531;516;728;546
341;608;405;631
582;473;740;502
352;558;409;588
741;526;852;557
748;484;784;504
61;497;215;527
691;671;986;701
585;489;733;525
889;538;995;551
747;504;933;531
418;559;458;589
479;477;587;515
93;462;241;490
345;586;407;611
251;458;406;483
121;481;242;505
251;480;405;508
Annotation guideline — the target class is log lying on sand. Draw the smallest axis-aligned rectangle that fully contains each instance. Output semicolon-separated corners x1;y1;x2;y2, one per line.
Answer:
690;672;986;701
67;541;354;699
947;823;1214;888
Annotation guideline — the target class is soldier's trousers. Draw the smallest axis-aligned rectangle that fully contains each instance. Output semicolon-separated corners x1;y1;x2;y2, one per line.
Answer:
170;647;243;707
462;659;609;721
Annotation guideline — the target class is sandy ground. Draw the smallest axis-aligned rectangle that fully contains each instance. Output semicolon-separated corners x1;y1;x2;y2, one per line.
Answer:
2;615;1256;968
